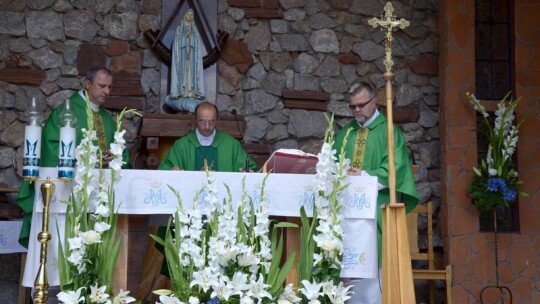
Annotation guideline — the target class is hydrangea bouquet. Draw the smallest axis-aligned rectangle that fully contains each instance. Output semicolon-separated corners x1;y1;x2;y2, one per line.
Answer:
465;92;528;213
56;95;140;304
296;115;354;304
152;169;298;304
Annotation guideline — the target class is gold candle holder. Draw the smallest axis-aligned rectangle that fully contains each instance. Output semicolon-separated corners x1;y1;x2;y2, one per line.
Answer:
33;177;55;304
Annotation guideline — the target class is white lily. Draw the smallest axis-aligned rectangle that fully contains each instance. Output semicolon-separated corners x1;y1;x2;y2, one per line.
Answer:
299;280;323;300
158;294;185;304
278;283;301;303
112;289;136;304
57;287;85;304
190;267;219;292
89;284;110;303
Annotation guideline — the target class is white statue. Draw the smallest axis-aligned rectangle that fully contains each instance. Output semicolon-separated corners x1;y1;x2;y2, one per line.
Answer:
166;9;205;113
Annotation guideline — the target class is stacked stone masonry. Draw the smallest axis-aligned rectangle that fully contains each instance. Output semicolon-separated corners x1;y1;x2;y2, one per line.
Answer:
0;0;441;302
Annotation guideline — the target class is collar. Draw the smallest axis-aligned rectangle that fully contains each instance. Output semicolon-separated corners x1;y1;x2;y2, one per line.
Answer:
356;109;380;127
78;90;100;112
196;129;216;146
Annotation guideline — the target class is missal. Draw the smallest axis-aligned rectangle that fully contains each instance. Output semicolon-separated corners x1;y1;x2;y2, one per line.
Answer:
262;149;319;174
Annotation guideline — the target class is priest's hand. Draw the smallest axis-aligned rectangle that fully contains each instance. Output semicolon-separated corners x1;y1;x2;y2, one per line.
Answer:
347;167;362;176
98;150;113;168
239;168;254;173
172;166;182;171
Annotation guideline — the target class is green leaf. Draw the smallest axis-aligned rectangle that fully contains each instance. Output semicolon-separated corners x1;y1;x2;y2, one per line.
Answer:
270;252;296;294
149;234;166;247
273;222;299;229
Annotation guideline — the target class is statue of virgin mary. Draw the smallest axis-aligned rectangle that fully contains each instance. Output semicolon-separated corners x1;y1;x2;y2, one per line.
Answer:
166;9;205;112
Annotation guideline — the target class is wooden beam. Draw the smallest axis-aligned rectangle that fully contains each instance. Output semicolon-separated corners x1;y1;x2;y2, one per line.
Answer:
244;8;283;19
243;143;271;169
228;0;279;8
110;86;144;96
110;71;143;96
282;90;330;101
284;99;328;111
243;143;270;154
104;96;144;111
140;113;246;139
380;106;420;123
0;68;45;86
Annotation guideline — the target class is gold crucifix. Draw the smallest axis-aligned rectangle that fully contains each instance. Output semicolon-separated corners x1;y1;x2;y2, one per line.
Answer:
368;2;410;73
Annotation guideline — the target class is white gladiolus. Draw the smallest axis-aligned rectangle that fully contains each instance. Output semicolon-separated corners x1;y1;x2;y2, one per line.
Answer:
81;230;101;244
94;221;111;233
59;106;138;303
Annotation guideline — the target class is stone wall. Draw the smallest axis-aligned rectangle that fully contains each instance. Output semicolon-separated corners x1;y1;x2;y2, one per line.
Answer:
0;0;441;299
0;0;441;250
0;0;161;191
215;0;441;241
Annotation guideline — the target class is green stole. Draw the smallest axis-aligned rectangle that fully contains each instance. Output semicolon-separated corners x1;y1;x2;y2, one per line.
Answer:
352;127;369;170
194;146;218;171
92;111;107;153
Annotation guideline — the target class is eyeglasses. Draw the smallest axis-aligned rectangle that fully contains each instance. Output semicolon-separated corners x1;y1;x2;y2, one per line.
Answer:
348;96;375;110
197;120;216;127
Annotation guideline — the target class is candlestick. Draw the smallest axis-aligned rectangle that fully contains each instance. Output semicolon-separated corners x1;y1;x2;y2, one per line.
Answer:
23;97;43;181
57;99;77;181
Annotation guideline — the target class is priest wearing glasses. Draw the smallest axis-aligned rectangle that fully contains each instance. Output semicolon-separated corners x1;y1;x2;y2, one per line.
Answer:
333;81;418;304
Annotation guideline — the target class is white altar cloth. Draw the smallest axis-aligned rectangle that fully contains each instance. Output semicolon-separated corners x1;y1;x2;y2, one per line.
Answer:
23;168;378;286
0;220;27;254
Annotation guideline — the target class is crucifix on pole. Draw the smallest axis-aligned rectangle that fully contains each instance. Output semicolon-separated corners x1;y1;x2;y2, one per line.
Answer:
369;2;415;303
369;2;410;74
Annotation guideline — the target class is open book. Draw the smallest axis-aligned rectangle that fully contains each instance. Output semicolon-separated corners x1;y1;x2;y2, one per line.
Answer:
262;149;318;174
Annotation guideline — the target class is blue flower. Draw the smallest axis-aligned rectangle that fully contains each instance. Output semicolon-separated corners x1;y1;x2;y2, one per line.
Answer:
503;188;517;202
486;177;517;203
206;297;220;304
487;178;499;192
487;178;506;192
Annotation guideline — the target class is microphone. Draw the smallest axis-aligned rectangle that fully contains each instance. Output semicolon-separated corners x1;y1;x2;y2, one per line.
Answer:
231;108;244;141
408;146;416;165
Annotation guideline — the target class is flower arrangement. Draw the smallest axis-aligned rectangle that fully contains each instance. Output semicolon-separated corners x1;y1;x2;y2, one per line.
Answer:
296;115;353;304
465;92;528;213
56;95;140;303
152;169;297;304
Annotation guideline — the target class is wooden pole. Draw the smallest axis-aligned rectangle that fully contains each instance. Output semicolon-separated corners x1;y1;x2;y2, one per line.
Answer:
384;72;397;205
369;2;415;303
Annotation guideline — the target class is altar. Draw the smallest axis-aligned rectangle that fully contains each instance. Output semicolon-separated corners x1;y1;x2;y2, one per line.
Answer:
23;168;379;290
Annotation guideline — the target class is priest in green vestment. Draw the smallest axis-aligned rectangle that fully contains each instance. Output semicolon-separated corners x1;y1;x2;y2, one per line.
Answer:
159;101;256;172
333;82;418;304
155;101;256;277
16;67;129;248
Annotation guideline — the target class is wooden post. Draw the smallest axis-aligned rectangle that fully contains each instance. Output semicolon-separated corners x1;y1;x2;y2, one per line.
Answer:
369;3;416;303
284;217;301;287
112;214;129;291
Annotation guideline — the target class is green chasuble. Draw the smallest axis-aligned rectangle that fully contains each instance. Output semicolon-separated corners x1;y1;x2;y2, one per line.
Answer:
159;130;257;172
157;129;256;276
16;92;129;248
333;114;419;267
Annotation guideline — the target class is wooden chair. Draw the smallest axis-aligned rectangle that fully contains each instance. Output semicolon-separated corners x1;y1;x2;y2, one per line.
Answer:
407;201;452;304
